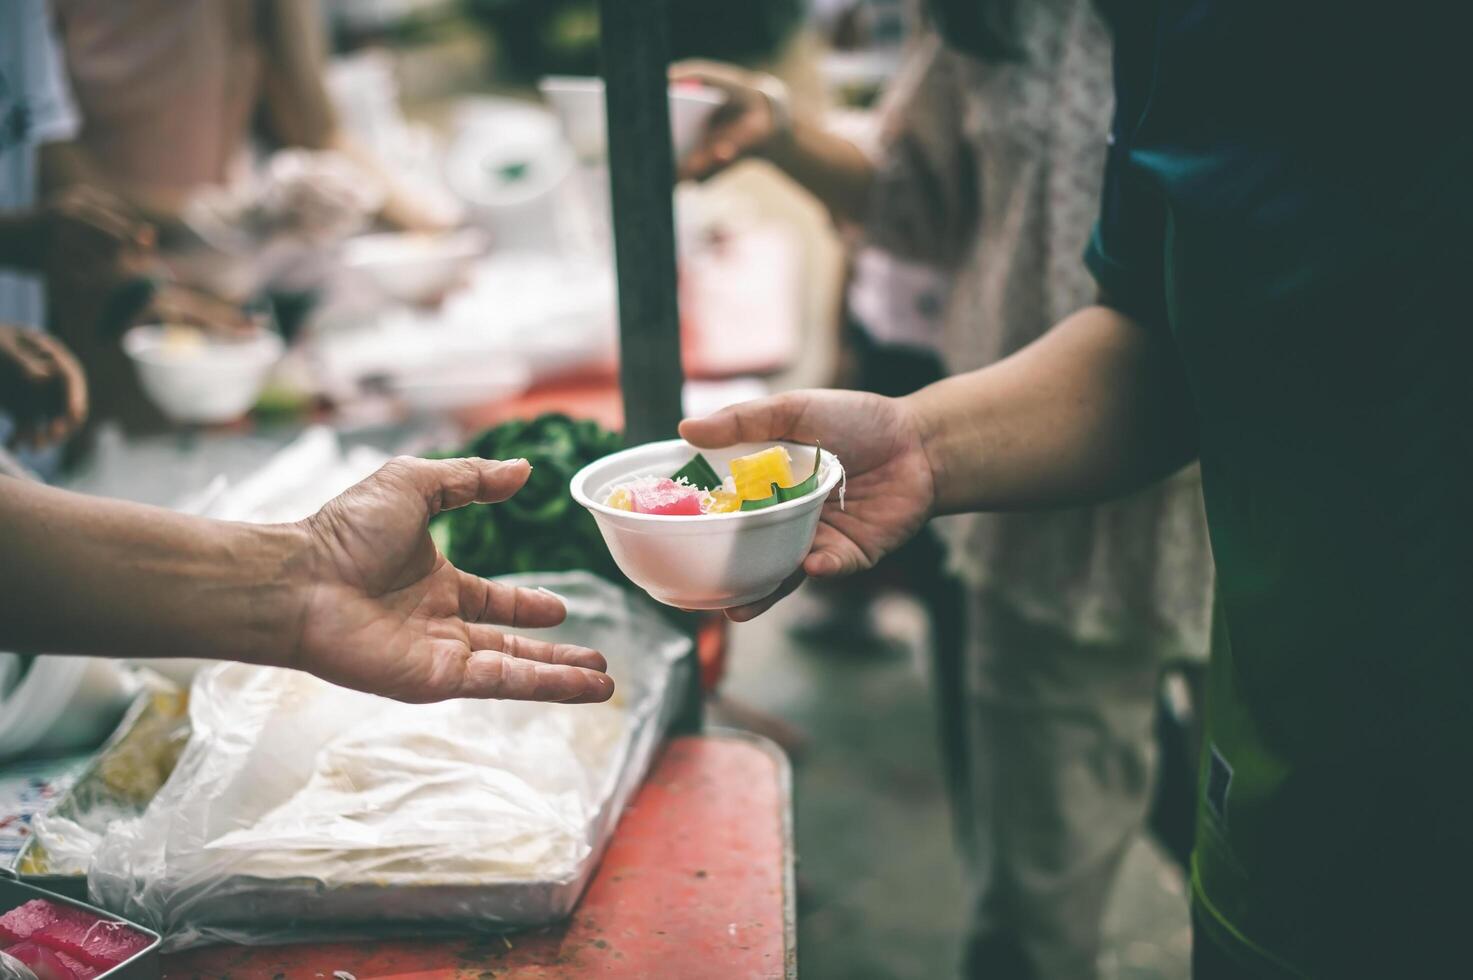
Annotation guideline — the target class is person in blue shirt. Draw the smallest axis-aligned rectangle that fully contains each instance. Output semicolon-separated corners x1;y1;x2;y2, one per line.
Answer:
682;1;1471;974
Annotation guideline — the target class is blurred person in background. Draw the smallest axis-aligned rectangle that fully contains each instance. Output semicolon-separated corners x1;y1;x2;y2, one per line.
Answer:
37;0;454;432
678;0;1214;976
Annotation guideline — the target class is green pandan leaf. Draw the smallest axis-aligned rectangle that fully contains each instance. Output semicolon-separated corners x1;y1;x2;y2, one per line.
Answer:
739;444;823;511
671;453;723;491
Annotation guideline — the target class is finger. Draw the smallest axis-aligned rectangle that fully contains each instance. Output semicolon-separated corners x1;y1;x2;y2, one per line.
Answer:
460;651;615;704
468;626;609;673
457;574;568;629
679;127;745;182
28;332;88;428
725;566;807;622
8;331;56;384
59;187;150;246
679;392;809;449
380;456;531;517
803;523;872;579
668;59;750;96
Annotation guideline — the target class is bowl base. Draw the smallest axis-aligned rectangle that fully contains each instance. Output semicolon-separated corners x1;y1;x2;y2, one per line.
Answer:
645;588;777;611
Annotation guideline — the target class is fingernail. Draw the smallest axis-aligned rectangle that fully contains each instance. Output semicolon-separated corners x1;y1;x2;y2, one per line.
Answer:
537;586;569;605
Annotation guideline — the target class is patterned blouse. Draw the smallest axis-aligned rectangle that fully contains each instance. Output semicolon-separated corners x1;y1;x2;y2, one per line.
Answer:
862;0;1214;658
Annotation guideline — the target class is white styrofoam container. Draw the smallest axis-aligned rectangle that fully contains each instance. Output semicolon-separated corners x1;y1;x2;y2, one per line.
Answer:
571;440;843;610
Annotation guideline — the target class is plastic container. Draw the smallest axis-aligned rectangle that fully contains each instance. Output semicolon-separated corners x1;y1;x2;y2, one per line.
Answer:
122;327;284;425
0;877;160;979
0;657;142;761
537;76;726;162
571;440;843;609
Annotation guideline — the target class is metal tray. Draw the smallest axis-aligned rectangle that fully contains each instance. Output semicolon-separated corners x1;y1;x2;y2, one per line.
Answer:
0;877;161;979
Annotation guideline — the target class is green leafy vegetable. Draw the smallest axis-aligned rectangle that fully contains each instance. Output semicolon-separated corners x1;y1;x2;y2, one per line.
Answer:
739;444;823;512
430;413;626;582
670;453;722;491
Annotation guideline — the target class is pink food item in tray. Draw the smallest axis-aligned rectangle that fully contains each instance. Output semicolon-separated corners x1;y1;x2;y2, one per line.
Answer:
4;942;98;980
0;899;62;943
628;478;704;516
32;917;149;970
0;898;149;975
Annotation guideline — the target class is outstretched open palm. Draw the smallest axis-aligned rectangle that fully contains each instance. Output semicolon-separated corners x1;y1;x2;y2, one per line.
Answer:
680;390;936;620
293;456;613;704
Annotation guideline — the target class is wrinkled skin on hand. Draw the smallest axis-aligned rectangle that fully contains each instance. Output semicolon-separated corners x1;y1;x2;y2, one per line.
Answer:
293;456;615;704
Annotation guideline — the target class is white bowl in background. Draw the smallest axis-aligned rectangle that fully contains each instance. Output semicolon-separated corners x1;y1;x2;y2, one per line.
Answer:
386;356;531;414
340;228;488;304
537;76;727;162
123;326;284;425
571;439;843;610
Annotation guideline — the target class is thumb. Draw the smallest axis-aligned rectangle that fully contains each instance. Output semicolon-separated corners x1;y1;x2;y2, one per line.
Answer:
378;456;532;518
679;393;807;450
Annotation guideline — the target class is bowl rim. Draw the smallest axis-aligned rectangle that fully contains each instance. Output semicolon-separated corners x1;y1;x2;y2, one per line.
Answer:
121;324;284;365
571;438;843;525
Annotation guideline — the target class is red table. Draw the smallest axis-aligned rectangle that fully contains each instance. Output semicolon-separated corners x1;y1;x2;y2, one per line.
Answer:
160;733;794;979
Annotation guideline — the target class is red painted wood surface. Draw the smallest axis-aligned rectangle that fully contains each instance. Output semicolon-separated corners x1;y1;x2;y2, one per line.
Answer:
160;734;793;979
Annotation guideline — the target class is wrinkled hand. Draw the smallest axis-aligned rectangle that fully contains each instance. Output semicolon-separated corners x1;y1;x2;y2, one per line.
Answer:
0;323;88;448
293;456;614;704
679;390;937;620
671;60;784;181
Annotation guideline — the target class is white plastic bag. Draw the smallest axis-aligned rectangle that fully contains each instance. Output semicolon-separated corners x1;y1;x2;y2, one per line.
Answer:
78;572;689;950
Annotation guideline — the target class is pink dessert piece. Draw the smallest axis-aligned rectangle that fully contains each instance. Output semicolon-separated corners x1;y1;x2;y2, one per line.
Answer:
629;478;704;516
33;916;149;970
0;900;63;944
4;941;96;980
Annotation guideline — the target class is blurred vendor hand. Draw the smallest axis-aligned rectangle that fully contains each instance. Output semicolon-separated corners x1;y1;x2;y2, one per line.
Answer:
671;60;790;181
0;323;88;449
38;184;155;286
141;281;257;336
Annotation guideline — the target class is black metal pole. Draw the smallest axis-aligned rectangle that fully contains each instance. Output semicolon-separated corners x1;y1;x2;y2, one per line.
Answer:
599;0;684;447
598;0;702;733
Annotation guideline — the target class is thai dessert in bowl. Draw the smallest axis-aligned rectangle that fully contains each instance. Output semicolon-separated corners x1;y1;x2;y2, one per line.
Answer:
570;440;843;609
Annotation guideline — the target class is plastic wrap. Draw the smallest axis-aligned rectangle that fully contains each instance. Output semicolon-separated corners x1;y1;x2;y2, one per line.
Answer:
0;951;38;980
75;572;689;951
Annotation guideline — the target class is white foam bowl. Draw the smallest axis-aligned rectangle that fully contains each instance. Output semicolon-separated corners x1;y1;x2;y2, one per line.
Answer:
571;439;843;610
538;76;727;161
340;229;488;304
123;326;284;425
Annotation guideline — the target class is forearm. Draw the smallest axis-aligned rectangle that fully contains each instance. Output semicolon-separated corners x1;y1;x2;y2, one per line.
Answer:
763;120;877;225
906;304;1198;513
0;476;309;665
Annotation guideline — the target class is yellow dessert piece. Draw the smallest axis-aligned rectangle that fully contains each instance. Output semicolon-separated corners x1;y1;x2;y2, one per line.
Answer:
606;487;634;511
729;446;795;501
703;489;742;514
